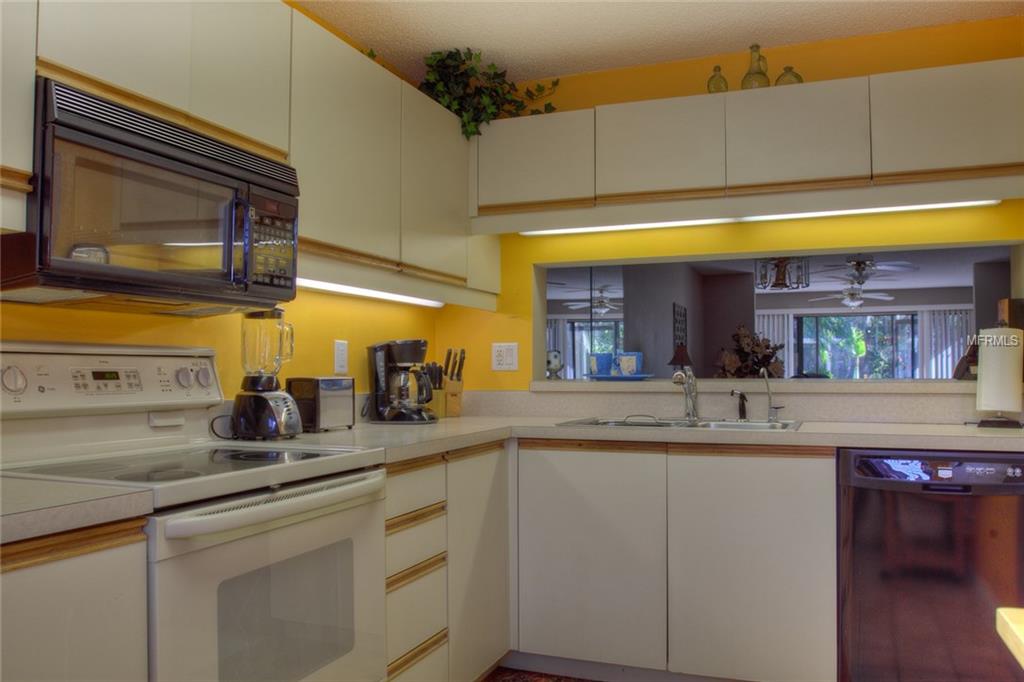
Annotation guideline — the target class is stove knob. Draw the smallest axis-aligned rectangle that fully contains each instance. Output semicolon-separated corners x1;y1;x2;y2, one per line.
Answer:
175;367;194;388
195;366;213;388
1;365;27;394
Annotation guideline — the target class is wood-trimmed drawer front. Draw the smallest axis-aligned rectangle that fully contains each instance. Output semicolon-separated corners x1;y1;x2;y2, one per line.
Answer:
386;458;446;519
386;507;447;578
386;555;448;664
388;633;448;682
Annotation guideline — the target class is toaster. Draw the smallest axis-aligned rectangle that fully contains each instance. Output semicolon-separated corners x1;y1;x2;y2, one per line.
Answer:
285;377;356;431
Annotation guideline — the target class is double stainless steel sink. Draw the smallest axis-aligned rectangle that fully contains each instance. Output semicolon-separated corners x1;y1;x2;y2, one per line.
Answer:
557;415;800;431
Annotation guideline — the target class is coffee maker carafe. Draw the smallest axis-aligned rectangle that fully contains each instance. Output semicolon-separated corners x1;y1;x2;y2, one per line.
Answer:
368;340;437;423
232;308;302;439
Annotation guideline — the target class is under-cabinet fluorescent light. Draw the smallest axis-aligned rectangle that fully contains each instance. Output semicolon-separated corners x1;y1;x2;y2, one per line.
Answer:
519;218;737;236
164;242;222;247
737;200;1001;223
296;277;445;308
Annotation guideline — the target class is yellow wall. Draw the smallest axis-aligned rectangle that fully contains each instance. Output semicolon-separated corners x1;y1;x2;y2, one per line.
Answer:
523;15;1024;112
0;291;438;394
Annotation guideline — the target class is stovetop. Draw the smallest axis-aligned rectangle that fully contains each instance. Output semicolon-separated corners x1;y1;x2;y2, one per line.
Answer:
5;443;384;509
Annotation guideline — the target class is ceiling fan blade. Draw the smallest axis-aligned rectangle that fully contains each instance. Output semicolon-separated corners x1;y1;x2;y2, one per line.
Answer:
873;262;917;271
808;294;844;302
861;293;895;300
564;302;591;309
548;281;568;286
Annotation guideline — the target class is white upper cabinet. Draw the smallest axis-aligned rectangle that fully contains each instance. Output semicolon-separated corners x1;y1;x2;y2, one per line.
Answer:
870;57;1024;175
290;11;401;260
477;109;595;208
518;444;667;670
668;452;837;682
1;0;37;232
189;2;292;151
400;82;470;278
38;0;192;110
596;94;725;196
725;77;871;187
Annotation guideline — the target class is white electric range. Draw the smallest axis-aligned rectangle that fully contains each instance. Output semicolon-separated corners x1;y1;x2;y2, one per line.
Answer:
1;342;387;682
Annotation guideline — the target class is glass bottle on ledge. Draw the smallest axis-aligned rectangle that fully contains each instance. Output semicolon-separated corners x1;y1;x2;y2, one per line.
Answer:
775;66;804;86
707;65;729;93
741;44;770;89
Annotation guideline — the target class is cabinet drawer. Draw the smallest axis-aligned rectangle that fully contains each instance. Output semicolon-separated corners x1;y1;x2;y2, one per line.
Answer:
386;462;446;519
387;560;448;663
389;638;448;682
386;510;447;577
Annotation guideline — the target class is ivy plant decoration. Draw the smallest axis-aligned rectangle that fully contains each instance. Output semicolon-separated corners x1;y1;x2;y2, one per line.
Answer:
420;48;559;138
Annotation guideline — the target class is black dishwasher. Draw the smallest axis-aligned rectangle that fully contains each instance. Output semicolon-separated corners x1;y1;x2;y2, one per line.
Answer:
839;448;1024;682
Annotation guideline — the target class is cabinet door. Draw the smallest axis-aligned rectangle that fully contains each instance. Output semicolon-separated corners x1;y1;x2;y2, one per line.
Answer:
870;58;1024;175
518;444;667;669
596;94;725;196
190;2;291;151
1;542;148;681
38;0;191;109
447;446;509;682
726;77;871;187
668;453;837;682
400;83;470;278
466;234;501;293
477;110;595;209
290;11;401;260
1;0;36;231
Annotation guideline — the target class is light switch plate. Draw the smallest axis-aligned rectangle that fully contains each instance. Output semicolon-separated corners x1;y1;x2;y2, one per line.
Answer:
491;342;518;371
334;340;348;375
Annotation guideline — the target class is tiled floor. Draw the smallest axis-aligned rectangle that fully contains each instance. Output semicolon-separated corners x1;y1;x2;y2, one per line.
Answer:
484;667;591;682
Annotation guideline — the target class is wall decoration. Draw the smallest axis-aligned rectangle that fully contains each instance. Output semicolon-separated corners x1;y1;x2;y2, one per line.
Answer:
673;303;688;347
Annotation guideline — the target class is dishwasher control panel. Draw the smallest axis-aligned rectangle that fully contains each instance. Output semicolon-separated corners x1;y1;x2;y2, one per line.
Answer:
850;450;1024;485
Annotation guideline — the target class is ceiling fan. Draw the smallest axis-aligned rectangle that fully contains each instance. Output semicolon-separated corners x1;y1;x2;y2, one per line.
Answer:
808;284;895;308
562;285;622;315
815;254;917;285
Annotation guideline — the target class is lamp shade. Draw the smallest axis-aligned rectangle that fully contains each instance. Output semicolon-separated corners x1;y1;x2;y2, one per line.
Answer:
668;344;693;367
976;327;1023;413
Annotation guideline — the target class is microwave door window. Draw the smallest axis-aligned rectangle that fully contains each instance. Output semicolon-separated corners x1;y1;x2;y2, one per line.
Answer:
50;139;234;280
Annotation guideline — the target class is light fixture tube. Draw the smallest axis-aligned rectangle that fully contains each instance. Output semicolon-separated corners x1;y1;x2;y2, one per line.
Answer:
519;217;737;236
737;200;1001;223
296;277;445;308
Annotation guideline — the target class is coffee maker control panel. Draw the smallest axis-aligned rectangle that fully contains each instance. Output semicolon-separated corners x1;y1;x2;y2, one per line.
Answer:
0;344;223;418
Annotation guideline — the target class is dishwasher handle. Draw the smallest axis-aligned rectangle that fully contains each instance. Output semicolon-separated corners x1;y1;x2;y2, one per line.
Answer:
164;469;385;539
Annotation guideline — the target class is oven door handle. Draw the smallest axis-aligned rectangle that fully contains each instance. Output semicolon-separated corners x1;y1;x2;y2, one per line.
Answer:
163;469;384;539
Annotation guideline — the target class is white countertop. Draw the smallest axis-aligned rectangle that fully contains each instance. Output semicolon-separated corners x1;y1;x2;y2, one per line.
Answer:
1;476;152;544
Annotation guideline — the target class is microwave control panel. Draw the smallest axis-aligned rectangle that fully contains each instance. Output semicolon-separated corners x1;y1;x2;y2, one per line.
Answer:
250;207;295;290
0;346;223;417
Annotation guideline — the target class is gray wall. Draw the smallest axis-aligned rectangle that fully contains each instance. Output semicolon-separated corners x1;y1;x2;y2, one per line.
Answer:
623;263;704;378
701;273;756;377
974;261;1011;330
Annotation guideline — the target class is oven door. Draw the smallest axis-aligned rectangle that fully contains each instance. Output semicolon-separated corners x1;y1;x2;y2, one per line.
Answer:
37;125;249;298
147;469;386;682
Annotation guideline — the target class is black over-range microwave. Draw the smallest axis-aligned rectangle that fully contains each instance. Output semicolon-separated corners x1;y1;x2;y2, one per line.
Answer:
0;78;300;316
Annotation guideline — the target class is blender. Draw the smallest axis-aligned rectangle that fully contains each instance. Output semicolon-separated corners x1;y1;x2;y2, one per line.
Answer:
231;308;302;439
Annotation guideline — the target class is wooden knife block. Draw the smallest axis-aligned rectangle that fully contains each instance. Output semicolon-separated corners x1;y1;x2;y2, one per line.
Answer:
444;379;463;418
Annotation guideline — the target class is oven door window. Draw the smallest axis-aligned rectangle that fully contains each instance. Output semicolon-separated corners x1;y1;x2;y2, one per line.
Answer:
217;540;354;682
47;137;239;283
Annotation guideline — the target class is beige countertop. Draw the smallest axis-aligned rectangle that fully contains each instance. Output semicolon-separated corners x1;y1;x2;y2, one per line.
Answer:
997;608;1024;671
1;476;152;544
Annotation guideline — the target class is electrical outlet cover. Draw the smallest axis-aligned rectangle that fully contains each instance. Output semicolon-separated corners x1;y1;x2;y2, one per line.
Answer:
491;342;518;371
334;340;349;375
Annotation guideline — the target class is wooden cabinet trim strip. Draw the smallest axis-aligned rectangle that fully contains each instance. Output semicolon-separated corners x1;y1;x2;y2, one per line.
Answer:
0;166;33;193
385;453;446;477
667;443;835;458
385;501;447;535
444;439;506;462
298;238;468;287
596;187;726;205
36;58;288;163
1;517;146;573
385;551;447;593
477;196;596;215
725;175;872;196
518;438;668;453
386;628;449;679
872;162;1024;185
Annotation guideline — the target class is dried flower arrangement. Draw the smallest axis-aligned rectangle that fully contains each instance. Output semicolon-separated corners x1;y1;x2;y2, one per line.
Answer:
715;325;785;378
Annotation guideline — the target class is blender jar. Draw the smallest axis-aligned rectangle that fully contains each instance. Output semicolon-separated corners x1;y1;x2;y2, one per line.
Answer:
241;308;294;378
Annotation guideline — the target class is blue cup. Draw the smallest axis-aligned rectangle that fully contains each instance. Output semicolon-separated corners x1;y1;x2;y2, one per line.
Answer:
616;352;644;376
588;352;614;376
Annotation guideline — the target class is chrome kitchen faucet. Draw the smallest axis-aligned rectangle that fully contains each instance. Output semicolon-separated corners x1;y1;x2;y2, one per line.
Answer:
672;367;700;425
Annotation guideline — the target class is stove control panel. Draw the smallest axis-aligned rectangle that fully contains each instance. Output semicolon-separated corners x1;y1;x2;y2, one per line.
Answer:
1;344;223;417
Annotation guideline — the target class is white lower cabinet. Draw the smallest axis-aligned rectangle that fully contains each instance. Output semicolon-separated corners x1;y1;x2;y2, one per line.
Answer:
1;538;148;682
447;444;510;681
667;450;837;682
518;442;667;669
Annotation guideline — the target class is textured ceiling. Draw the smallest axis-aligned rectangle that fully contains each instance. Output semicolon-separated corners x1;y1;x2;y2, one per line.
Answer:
298;1;1023;83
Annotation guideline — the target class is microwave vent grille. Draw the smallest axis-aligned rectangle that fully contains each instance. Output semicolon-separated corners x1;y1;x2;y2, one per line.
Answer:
51;82;298;189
